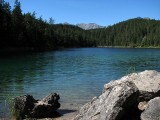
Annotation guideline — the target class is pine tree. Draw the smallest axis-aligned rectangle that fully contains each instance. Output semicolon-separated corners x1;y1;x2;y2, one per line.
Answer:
12;0;24;47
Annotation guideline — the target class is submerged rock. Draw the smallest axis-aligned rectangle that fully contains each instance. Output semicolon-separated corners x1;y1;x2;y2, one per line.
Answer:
74;70;160;120
14;93;60;119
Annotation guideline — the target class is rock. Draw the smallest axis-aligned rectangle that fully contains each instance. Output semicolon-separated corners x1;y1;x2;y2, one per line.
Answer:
76;23;104;30
14;93;60;119
42;93;60;106
74;81;139;120
74;70;160;120
141;97;160;120
30;93;60;118
105;70;160;101
138;101;148;111
138;91;155;102
14;95;36;119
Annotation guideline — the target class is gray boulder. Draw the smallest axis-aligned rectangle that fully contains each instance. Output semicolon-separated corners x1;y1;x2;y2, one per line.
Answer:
74;70;160;120
14;93;60;119
107;70;160;101
74;81;139;120
141;97;160;120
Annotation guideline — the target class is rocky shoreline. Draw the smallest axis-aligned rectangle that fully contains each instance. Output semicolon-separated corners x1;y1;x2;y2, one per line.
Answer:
0;103;79;120
74;70;160;120
10;70;160;120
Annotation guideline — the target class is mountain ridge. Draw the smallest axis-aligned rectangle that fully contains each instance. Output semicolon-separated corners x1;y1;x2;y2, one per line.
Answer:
76;23;104;30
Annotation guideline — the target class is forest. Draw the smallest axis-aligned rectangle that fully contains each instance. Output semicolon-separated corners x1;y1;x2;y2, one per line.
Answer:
0;0;160;52
88;18;160;47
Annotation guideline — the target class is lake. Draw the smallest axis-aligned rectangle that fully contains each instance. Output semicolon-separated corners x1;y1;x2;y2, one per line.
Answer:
0;48;160;117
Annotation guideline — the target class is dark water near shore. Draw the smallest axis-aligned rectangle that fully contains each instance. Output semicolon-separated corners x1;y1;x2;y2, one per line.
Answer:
0;48;160;117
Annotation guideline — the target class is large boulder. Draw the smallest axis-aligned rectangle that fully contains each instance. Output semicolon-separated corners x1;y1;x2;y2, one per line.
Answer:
14;95;37;119
141;97;160;120
74;70;160;120
74;81;139;120
30;93;60;118
14;93;60;119
105;70;160;101
131;70;160;101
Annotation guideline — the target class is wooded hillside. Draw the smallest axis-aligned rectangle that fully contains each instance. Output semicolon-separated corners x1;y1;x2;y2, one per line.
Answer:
1;0;160;51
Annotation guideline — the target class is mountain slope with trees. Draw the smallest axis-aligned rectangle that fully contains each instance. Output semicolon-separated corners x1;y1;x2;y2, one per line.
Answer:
0;0;160;52
0;0;93;51
88;18;160;47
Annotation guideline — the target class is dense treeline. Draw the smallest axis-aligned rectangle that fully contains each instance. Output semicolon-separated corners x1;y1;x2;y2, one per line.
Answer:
0;0;93;51
88;18;160;47
0;0;160;52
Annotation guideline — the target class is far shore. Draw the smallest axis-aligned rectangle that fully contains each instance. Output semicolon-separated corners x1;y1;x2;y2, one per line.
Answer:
1;46;160;55
98;46;160;48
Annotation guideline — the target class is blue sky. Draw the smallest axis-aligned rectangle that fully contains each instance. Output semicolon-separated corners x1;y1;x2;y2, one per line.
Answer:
5;0;160;26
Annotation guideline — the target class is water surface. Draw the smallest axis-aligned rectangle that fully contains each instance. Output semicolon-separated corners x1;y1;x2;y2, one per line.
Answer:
0;48;160;117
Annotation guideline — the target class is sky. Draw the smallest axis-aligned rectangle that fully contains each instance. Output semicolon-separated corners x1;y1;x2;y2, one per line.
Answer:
5;0;160;26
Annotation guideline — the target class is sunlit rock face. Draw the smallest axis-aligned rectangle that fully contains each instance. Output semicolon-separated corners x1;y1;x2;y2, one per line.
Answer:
74;70;160;120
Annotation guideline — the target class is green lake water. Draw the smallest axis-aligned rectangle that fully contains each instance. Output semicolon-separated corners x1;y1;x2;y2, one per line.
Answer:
0;48;160;117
